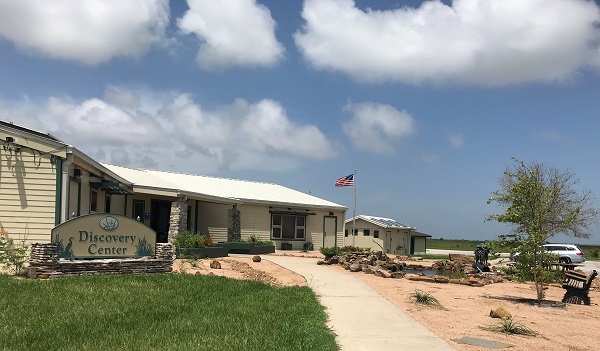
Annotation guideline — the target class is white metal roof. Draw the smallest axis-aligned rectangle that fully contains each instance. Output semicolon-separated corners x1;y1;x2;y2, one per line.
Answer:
103;164;346;210
345;215;416;230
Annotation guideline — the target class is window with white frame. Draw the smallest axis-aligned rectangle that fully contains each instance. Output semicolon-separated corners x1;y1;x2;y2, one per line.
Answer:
272;214;306;240
364;229;370;236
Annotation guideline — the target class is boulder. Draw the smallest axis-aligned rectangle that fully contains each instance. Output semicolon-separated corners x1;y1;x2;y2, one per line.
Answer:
363;267;375;274
489;307;512;320
374;269;392;278
349;263;362;272
252;255;261;262
433;275;450;283
210;260;221;269
391;272;406;279
448;254;474;264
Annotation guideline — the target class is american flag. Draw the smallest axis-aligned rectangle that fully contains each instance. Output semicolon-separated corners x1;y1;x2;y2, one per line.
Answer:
335;174;354;187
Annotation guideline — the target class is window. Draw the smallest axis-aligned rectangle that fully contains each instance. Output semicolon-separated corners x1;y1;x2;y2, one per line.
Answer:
353;229;358;236
272;214;306;240
374;230;379;238
90;190;98;213
345;230;348;237
363;229;370;236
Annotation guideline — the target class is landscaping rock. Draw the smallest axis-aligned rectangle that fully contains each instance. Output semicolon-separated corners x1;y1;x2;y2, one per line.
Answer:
363;267;375;274
433;275;450;283
391;272;406;279
489;307;512;320
349;263;362;272
210;260;221;269
252;255;261;262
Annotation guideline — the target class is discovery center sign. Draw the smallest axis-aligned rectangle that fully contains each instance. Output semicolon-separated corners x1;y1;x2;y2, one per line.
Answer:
51;214;156;259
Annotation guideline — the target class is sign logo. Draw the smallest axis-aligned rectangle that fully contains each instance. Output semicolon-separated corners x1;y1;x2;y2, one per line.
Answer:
99;216;119;231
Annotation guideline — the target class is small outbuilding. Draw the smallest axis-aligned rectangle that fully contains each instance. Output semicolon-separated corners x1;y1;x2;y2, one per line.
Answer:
344;215;416;255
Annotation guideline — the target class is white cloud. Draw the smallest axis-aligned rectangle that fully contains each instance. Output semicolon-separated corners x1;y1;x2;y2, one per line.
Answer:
421;153;438;164
342;102;416;153
531;129;563;141
0;0;170;65
294;0;600;86
177;0;284;69
449;133;464;148
0;89;336;172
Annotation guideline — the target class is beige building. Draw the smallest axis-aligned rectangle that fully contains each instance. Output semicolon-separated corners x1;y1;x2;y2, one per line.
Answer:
0;121;346;250
344;215;423;255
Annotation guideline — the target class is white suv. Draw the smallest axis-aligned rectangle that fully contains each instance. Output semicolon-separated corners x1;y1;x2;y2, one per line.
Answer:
543;244;585;264
510;243;586;264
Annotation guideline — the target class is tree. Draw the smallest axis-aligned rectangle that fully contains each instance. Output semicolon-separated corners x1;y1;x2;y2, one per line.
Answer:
487;158;599;302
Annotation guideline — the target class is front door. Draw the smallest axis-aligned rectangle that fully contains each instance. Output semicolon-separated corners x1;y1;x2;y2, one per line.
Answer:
151;200;171;243
323;216;337;248
410;237;415;255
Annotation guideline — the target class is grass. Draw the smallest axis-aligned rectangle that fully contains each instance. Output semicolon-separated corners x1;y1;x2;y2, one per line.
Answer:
0;274;338;351
409;290;444;309
481;318;538;336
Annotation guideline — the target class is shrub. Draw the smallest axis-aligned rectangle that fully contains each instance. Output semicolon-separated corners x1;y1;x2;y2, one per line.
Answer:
319;246;344;258
0;235;28;275
409;290;444;309
482;318;538;336
203;236;215;247
340;245;370;252
246;235;273;246
173;231;205;248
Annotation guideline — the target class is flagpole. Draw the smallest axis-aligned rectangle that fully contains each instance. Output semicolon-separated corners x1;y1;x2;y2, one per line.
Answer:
352;169;356;247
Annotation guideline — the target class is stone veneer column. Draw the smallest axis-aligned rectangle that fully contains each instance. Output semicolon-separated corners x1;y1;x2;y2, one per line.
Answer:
227;204;241;242
168;197;188;242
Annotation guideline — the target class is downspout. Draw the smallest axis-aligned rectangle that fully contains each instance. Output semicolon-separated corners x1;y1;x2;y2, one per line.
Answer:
60;152;74;224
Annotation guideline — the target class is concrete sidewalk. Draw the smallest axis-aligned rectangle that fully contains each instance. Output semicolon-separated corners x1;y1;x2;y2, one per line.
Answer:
265;255;457;351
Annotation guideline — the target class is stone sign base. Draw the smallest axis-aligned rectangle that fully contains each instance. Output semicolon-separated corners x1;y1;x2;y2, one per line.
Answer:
29;243;174;279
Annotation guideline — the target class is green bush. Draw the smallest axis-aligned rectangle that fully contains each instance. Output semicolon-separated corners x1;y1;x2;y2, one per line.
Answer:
0;235;28;275
245;235;273;246
173;231;206;248
319;246;344;258
341;245;371;252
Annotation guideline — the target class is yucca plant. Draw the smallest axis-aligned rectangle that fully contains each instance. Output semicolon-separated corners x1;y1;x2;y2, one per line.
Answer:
409;289;444;309
482;318;538;336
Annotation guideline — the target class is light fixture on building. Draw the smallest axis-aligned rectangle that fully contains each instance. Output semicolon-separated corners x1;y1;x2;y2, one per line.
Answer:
73;168;83;179
2;136;21;152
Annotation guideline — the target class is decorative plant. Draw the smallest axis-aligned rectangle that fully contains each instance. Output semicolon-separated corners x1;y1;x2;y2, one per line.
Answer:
0;234;28;275
409;290;444;309
173;231;205;248
246;234;273;246
319;246;344;258
482;318;538;336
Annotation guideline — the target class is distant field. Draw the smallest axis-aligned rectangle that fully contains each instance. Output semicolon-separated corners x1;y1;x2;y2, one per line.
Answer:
427;238;600;260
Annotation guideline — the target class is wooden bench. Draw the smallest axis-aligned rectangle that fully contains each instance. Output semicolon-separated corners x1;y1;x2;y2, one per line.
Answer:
561;270;597;305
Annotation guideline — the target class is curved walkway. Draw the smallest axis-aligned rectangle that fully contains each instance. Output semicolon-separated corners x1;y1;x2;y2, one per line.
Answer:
266;255;456;351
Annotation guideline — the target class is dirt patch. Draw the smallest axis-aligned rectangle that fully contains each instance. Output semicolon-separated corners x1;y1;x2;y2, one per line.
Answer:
173;256;307;287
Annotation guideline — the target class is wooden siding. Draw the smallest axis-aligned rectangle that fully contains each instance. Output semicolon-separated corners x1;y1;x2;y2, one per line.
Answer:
196;202;230;243
0;149;57;244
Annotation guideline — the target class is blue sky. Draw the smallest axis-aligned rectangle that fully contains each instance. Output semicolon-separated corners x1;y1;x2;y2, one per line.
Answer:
2;0;600;244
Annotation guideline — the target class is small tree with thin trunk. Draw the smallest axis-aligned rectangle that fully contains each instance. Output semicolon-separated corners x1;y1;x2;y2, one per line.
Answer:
487;158;599;302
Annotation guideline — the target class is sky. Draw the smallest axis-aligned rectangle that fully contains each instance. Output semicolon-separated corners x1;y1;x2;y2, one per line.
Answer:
2;0;600;244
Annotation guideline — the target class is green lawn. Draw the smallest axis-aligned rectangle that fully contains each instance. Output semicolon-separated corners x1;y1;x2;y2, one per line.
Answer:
0;274;338;351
